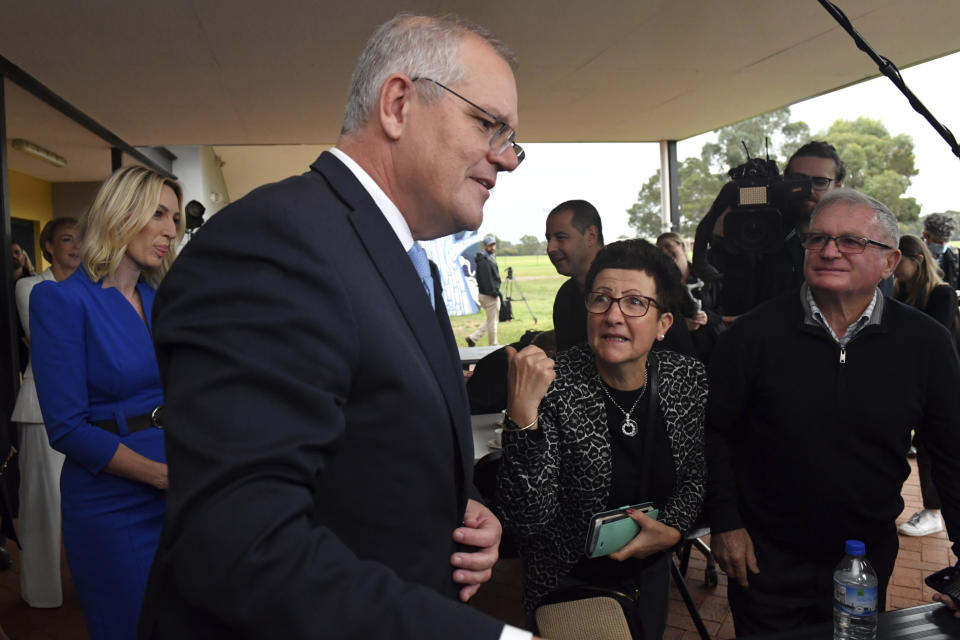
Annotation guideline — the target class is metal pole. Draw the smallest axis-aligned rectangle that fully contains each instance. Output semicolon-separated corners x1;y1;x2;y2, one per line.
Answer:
658;140;680;233
0;77;20;407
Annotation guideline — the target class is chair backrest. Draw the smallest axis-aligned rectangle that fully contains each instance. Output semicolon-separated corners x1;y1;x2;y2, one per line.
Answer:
535;596;633;640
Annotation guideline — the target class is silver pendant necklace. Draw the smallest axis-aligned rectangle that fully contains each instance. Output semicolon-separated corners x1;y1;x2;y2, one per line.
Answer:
598;372;647;437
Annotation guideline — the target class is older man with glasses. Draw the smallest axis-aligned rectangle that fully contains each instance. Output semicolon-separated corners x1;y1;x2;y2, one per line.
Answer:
705;188;960;634
142;13;541;640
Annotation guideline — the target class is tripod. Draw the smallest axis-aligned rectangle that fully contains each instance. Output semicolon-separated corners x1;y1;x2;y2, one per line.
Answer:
502;266;537;323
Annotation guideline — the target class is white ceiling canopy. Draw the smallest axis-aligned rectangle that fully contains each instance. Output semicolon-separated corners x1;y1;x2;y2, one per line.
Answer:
2;0;959;188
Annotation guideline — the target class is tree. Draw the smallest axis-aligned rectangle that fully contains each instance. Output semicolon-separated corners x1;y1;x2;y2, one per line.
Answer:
627;158;725;239
701;107;798;174
628;108;803;239
820;117;920;225
516;234;545;255
628;110;922;238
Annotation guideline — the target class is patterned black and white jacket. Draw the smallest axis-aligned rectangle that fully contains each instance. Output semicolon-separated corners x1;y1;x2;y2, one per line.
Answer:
497;344;707;612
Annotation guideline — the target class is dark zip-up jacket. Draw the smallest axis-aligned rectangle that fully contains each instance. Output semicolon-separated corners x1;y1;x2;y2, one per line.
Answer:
705;288;960;557
474;250;500;297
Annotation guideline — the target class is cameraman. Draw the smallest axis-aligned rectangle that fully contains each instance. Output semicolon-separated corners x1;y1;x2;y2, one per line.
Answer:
705;141;846;316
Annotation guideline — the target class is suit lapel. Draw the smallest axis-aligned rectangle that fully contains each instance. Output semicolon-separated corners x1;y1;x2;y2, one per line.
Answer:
311;153;474;494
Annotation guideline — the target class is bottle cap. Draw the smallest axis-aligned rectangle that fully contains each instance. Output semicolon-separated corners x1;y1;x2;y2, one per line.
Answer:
845;539;866;556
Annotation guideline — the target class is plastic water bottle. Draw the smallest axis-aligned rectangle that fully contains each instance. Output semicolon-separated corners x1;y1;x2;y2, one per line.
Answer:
833;539;878;640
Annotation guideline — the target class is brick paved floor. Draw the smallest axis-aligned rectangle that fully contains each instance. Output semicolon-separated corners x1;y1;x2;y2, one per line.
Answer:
471;455;958;639
0;457;951;638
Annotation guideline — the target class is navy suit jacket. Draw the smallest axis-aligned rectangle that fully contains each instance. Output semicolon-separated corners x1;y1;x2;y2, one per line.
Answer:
139;153;504;639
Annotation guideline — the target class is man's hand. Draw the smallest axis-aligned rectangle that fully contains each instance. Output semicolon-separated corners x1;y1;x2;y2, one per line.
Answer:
451;498;502;602
933;592;960;618
712;528;760;587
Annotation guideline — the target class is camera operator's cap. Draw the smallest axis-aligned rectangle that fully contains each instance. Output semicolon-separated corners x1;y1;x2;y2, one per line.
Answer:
923;213;956;240
483;234;496;245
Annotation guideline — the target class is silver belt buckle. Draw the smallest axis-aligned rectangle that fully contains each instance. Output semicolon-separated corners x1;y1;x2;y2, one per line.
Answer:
150;406;163;429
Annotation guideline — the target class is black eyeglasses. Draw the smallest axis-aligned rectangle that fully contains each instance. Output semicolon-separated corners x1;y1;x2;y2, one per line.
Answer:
785;172;834;190
585;292;662;318
411;77;524;165
799;233;894;254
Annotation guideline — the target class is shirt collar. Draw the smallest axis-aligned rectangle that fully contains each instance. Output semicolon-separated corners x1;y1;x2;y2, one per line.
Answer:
800;282;884;345
329;147;414;252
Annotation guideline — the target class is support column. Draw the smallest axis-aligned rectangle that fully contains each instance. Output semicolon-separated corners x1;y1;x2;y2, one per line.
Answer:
659;140;680;233
0;77;20;407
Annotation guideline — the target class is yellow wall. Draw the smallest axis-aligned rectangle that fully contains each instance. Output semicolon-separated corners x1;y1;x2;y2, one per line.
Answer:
8;170;53;271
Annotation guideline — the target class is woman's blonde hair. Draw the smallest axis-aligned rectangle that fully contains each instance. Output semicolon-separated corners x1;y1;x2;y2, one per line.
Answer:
895;234;944;308
79;166;184;287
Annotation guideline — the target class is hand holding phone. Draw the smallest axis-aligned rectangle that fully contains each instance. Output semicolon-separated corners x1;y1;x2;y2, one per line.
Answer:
926;565;960;602
584;503;658;559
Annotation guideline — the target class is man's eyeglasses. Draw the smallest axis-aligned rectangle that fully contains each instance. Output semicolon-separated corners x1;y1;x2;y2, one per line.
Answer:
785;172;834;190
411;77;524;165
585;292;661;318
799;233;894;254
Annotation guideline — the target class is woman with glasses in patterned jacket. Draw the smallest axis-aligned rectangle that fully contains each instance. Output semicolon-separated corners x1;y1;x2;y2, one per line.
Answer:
498;239;707;640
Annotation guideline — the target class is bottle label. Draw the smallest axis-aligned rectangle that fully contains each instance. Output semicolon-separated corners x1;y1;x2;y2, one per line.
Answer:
834;580;877;617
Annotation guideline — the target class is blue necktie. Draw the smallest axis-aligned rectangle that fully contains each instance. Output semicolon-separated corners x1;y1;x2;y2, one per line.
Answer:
408;243;435;309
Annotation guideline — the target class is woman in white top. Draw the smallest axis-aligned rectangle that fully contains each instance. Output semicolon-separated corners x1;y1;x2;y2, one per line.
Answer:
11;217;79;607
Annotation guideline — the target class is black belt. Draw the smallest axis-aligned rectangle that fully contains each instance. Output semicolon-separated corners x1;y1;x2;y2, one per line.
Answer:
91;406;163;434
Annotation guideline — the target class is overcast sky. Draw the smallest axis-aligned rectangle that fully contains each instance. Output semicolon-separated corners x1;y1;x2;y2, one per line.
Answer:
478;51;960;244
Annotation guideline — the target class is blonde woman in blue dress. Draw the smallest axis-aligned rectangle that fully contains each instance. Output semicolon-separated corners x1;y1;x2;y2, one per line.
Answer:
31;167;183;639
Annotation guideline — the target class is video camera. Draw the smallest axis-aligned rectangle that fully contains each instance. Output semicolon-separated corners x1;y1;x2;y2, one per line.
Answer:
692;154;812;283
721;157;812;254
689;151;818;314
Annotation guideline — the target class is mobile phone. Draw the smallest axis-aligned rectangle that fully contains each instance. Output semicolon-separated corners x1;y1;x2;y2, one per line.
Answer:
925;565;960;601
584;503;658;559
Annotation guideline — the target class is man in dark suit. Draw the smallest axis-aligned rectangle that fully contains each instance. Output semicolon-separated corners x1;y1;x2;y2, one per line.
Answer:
139;14;538;640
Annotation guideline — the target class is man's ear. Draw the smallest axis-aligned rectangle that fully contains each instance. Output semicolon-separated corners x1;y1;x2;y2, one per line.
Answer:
882;249;902;280
584;224;599;247
377;74;414;141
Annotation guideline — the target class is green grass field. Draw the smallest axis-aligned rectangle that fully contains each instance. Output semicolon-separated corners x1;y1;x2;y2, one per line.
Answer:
450;254;566;346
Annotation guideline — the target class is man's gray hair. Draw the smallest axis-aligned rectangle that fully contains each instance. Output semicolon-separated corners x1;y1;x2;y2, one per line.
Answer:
341;13;517;134
811;189;899;246
922;213;956;240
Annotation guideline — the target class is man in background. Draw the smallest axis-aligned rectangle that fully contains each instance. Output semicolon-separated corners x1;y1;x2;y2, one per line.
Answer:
545;199;603;351
467;234;502;346
710;141;847;315
921;213;958;290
